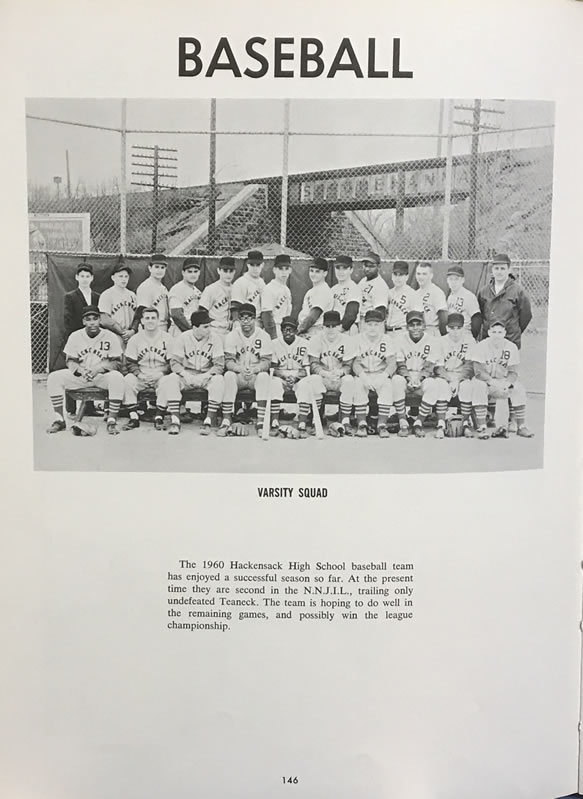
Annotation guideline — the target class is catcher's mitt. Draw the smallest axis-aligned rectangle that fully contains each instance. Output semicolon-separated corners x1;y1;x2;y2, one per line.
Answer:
70;422;97;437
445;415;464;438
327;422;345;438
279;425;300;440
226;422;249;437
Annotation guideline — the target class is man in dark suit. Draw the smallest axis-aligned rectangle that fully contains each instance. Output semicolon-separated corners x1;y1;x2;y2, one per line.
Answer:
62;263;100;415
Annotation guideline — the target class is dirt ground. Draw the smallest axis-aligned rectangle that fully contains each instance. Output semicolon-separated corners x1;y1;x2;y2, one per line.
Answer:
32;381;544;474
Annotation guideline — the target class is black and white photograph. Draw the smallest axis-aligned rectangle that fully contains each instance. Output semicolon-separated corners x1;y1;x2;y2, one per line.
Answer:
27;98;553;473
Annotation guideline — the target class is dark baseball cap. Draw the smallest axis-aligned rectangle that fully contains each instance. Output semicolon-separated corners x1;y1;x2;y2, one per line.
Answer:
447;312;465;327
82;304;100;319
334;255;353;267
183;257;200;270
150;253;167;265
190;309;211;327
274;254;291;267
237;303;256;317
492;253;511;266
392;260;409;275
406;310;425;324
323;311;341;326
489;319;506;329
113;261;131;275
364;310;384;323
362;250;380;265
247;250;263;262
281;316;298;329
76;262;93;275
311;256;329;271
447;264;465;277
219;256;236;269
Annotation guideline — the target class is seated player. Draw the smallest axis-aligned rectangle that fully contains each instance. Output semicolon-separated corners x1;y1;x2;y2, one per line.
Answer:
446;263;482;339
198;256;237;342
434;312;476;438
471;319;534;439
331;255;360;335
162;309;228;437
46;305;125;436
358;250;389;327
295;311;354;439
231;250;265;325
122;307;173;432
271;316;309;422
297;256;333;340
386;260;422;342
223;303;274;435
261;254;293;340
168;257;202;336
351;309;405;438
395;310;449;438
415;261;448;337
134;253;170;332
98;261;137;344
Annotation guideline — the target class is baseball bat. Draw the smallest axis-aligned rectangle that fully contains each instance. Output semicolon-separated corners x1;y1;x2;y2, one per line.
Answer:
308;379;324;440
261;367;274;441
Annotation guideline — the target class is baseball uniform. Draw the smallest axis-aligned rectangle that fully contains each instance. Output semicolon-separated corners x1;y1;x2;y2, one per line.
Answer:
386;284;422;333
447;287;480;333
261;279;292;337
199;281;232;339
297;283;333;338
332;280;361;333
296;333;354;411
161;330;226;412
416;283;447;336
231;274;265;315
168;280;202;336
123;329;173;407
136;277;170;331
271;335;309;399
223;326;274;403
471;336;526;406
439;331;476;404
359;275;389;321
396;331;449;404
98;286;137;334
351;333;404;419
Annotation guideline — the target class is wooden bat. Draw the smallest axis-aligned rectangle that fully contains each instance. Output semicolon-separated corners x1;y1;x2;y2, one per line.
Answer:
261;367;274;441
308;378;324;440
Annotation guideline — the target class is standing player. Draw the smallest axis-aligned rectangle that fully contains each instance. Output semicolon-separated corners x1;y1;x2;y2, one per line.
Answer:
98;261;137;344
168;257;202;336
271;316;309;425
351;309;406;438
358;250;389;326
198;256;236;342
297;257;334;340
471;319;534;439
46;305;125;436
122;307;173;431
223;303;275;435
415;262;448;337
476;253;532;348
386;260;422;342
261;254;293;340
161;309;228;436
231;250;265;325
295;311;355;438
446;263;481;339
331;255;360;334
434;312;476;437
134;253;170;332
395;310;449;438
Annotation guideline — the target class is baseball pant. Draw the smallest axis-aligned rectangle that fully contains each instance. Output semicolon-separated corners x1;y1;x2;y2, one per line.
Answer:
406;376;449;404
123;373;168;405
353;373;395;406
223;370;273;402
296;374;354;404
47;369;125;401
160;372;225;404
471;378;527;406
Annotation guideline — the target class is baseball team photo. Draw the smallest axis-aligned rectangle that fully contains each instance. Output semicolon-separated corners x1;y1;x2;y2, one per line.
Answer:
27;98;553;473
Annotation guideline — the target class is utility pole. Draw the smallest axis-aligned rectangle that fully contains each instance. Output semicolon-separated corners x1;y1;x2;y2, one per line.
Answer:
65;150;71;199
131;144;177;252
208;99;217;255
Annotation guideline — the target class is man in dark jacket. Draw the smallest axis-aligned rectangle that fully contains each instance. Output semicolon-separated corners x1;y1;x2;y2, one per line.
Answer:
477;253;532;349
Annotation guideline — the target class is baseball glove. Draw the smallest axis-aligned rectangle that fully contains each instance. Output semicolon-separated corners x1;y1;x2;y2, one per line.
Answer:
445;415;464;438
226;422;249;437
70;422;97;437
408;371;422;389
327;422;345;438
279;425;300;440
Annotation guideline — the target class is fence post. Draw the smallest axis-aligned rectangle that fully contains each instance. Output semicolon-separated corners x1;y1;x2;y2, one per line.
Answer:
208;99;217;255
280;99;290;247
120;99;127;254
441;100;454;260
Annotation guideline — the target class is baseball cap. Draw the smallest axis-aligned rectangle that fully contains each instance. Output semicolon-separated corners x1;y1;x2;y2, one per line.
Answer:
447;264;465;277
311;256;329;271
281;316;298;329
76;262;93;275
489;319;506;329
274;254;291;267
113;261;131;275
247;250;263;262
323;310;341;326
392;260;409;275
219;256;236;269
237;302;256;317
190;309;211;327
447;312;465;327
334;255;353;267
183;257;200;270
364;309;384;323
406;310;425;324
492;253;511;266
150;253;167;265
362;250;380;265
82;304;100;319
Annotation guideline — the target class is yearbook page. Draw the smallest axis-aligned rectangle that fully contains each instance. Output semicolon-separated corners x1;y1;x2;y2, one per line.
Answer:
2;0;583;797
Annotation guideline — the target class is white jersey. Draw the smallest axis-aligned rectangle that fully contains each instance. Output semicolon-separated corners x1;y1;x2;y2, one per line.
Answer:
386;284;422;329
125;330;172;379
352;333;396;374
308;333;352;371
416;283;447;328
396;332;444;371
199;281;232;330
359;275;389;318
98;286;136;331
168;280;202;335
261;280;292;326
136;277;169;330
332;280;361;317
224;326;272;367
298;283;333;331
231;274;265;315
447;286;480;331
272;336;309;373
440;331;476;376
64;328;122;371
472;337;519;378
172;331;224;374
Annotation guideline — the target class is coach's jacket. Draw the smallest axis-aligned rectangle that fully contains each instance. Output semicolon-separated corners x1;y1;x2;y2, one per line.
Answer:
477;275;532;349
63;288;100;338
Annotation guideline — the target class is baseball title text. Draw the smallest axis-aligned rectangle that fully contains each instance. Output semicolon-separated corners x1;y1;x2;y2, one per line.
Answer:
257;487;328;498
178;37;413;79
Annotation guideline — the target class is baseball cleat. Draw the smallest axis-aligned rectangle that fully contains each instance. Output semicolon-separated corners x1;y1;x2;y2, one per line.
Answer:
517;425;534;438
47;419;66;434
492;426;509;439
154;415;165;431
434;425;445;439
216;424;229;437
508;419;518;434
298;424;308;439
356;423;368;438
477;425;490;440
106;420;120;436
397;421;410;438
122;418;140;431
168;423;181;436
413;423;425;438
463;422;473;438
200;423;211;436
378;425;390;439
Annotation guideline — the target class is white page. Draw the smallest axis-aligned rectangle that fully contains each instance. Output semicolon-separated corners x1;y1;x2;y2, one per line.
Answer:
1;1;582;797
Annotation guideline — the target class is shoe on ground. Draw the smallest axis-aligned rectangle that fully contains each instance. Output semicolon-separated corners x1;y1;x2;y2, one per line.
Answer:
477;425;490;440
434;425;445;439
168;423;181;436
356;423;368;438
200;423;211;436
122;418;140;431
106;419;120;436
463;422;473;438
298;424;308;439
216;424;229;437
378;425;390;439
517;424;534;438
154;416;165;431
47;419;66;434
180;410;196;424
492;426;509;439
508;419;518;434
397;421;410;438
413;423;425;438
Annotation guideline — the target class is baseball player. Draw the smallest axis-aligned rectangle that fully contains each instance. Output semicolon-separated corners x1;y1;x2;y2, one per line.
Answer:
471;319;534;439
261;254;293;339
446;263;481;339
386;260;422;342
331;255;360;334
122;307;173;432
358;250;389;325
350;309;405;438
477;253;532;349
134;253;170;332
295;310;355;438
161;309;228;437
231;250;265;324
223;303;275;435
434;312;476;437
415;262;448;337
271;316;309;427
395;310;449;438
46;305;125;436
297;256;334;340
198;255;236;342
98;261;137;344
168;257;202;336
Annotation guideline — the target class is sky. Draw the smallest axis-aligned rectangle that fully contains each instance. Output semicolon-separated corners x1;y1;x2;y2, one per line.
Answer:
25;99;554;194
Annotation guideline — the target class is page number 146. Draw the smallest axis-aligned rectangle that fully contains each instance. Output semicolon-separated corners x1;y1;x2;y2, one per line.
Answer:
282;777;299;784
